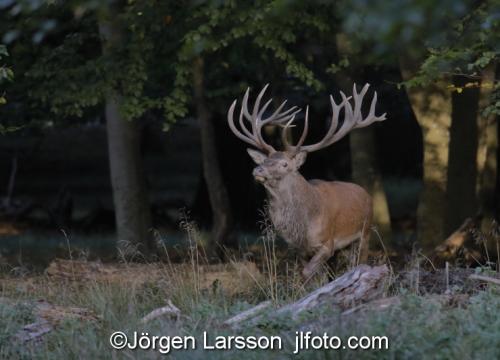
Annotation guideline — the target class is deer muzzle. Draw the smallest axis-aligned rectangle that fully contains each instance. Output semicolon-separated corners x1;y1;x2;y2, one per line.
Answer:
252;166;267;183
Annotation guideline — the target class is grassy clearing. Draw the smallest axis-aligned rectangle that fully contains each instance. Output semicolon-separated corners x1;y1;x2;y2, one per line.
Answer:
1;270;499;359
0;220;499;359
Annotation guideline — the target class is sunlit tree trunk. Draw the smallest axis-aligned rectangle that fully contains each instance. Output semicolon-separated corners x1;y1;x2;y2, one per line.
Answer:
99;10;153;255
444;76;480;236
335;35;392;246
349;128;392;245
400;57;452;249
192;57;234;258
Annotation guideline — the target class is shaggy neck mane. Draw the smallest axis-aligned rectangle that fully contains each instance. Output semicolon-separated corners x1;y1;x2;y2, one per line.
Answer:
265;172;311;202
264;172;317;248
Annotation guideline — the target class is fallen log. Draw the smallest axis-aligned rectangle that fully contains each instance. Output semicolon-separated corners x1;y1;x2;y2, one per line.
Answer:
469;274;500;286
275;264;389;319
140;299;182;324
43;259;263;297
0;298;100;343
223;301;272;327
15;320;53;343
226;264;389;327
45;259;113;279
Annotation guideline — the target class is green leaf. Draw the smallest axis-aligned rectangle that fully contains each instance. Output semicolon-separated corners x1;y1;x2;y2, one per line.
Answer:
0;45;8;57
0;124;23;135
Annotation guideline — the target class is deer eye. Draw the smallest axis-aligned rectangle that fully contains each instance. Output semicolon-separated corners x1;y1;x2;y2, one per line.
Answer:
281;162;288;168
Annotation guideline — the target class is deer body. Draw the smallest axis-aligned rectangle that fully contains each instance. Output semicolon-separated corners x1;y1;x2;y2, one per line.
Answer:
227;83;386;279
251;151;373;277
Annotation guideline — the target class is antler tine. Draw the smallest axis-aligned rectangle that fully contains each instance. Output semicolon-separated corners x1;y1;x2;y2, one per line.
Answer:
297;83;386;153
238;87;256;139
257;98;273;120
239;86;275;152
252;86;304;151
238;100;254;139
228;84;305;154
241;87;252;120
286;94;347;153
329;90;355;142
278;106;309;153
348;84;386;130
361;90;387;126
295;106;309;149
352;83;369;123
270;105;302;151
227;99;259;147
269;99;288;121
272;106;301;124
253;84;270;118
228;83;386;155
281;113;298;151
250;84;277;152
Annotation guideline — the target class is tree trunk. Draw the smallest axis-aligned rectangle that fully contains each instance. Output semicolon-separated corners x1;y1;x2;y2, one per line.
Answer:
334;35;392;246
444;76;481;236
99;13;153;256
400;57;452;249
477;64;498;222
349;129;393;245
192;57;234;257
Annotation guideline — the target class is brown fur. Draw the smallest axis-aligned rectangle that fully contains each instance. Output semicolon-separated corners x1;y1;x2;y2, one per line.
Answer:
248;150;373;279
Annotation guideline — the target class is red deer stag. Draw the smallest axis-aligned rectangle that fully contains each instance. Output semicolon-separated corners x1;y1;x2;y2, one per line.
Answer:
227;84;387;279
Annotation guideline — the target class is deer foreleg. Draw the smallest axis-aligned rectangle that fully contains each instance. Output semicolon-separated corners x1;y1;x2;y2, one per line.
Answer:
302;245;333;280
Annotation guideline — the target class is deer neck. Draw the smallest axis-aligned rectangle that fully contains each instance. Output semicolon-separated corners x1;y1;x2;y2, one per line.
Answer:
263;171;315;248
264;171;312;206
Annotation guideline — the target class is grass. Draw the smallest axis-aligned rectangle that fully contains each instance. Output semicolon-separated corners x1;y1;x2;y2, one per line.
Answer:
0;218;499;359
1;275;499;359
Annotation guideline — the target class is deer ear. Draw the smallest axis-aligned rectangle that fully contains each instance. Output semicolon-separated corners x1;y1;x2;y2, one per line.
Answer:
247;149;266;164
293;151;307;168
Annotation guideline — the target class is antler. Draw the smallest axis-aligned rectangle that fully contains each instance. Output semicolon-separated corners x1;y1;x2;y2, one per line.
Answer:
227;84;301;153
281;83;386;153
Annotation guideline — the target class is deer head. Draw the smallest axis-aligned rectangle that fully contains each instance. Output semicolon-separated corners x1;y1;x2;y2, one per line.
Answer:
227;84;386;188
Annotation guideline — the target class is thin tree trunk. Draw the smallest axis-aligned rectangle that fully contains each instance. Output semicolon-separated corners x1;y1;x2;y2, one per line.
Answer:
400;57;452;249
444;76;481;236
3;155;17;209
99;13;153;255
477;64;498;223
192;57;234;257
497;122;500;220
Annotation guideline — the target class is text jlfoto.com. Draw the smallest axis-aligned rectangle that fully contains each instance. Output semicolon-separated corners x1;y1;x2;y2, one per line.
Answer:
109;331;389;354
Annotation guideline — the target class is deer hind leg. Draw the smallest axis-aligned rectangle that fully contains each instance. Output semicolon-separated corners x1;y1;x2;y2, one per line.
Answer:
302;245;333;281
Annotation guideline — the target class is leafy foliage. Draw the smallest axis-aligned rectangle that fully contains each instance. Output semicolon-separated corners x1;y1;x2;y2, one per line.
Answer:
0;44;14;103
404;1;500;87
161;1;336;127
336;0;499;115
0;43;19;134
1;1;188;125
1;0;498;129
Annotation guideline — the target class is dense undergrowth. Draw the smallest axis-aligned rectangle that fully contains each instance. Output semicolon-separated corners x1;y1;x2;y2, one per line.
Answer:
0;220;499;359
